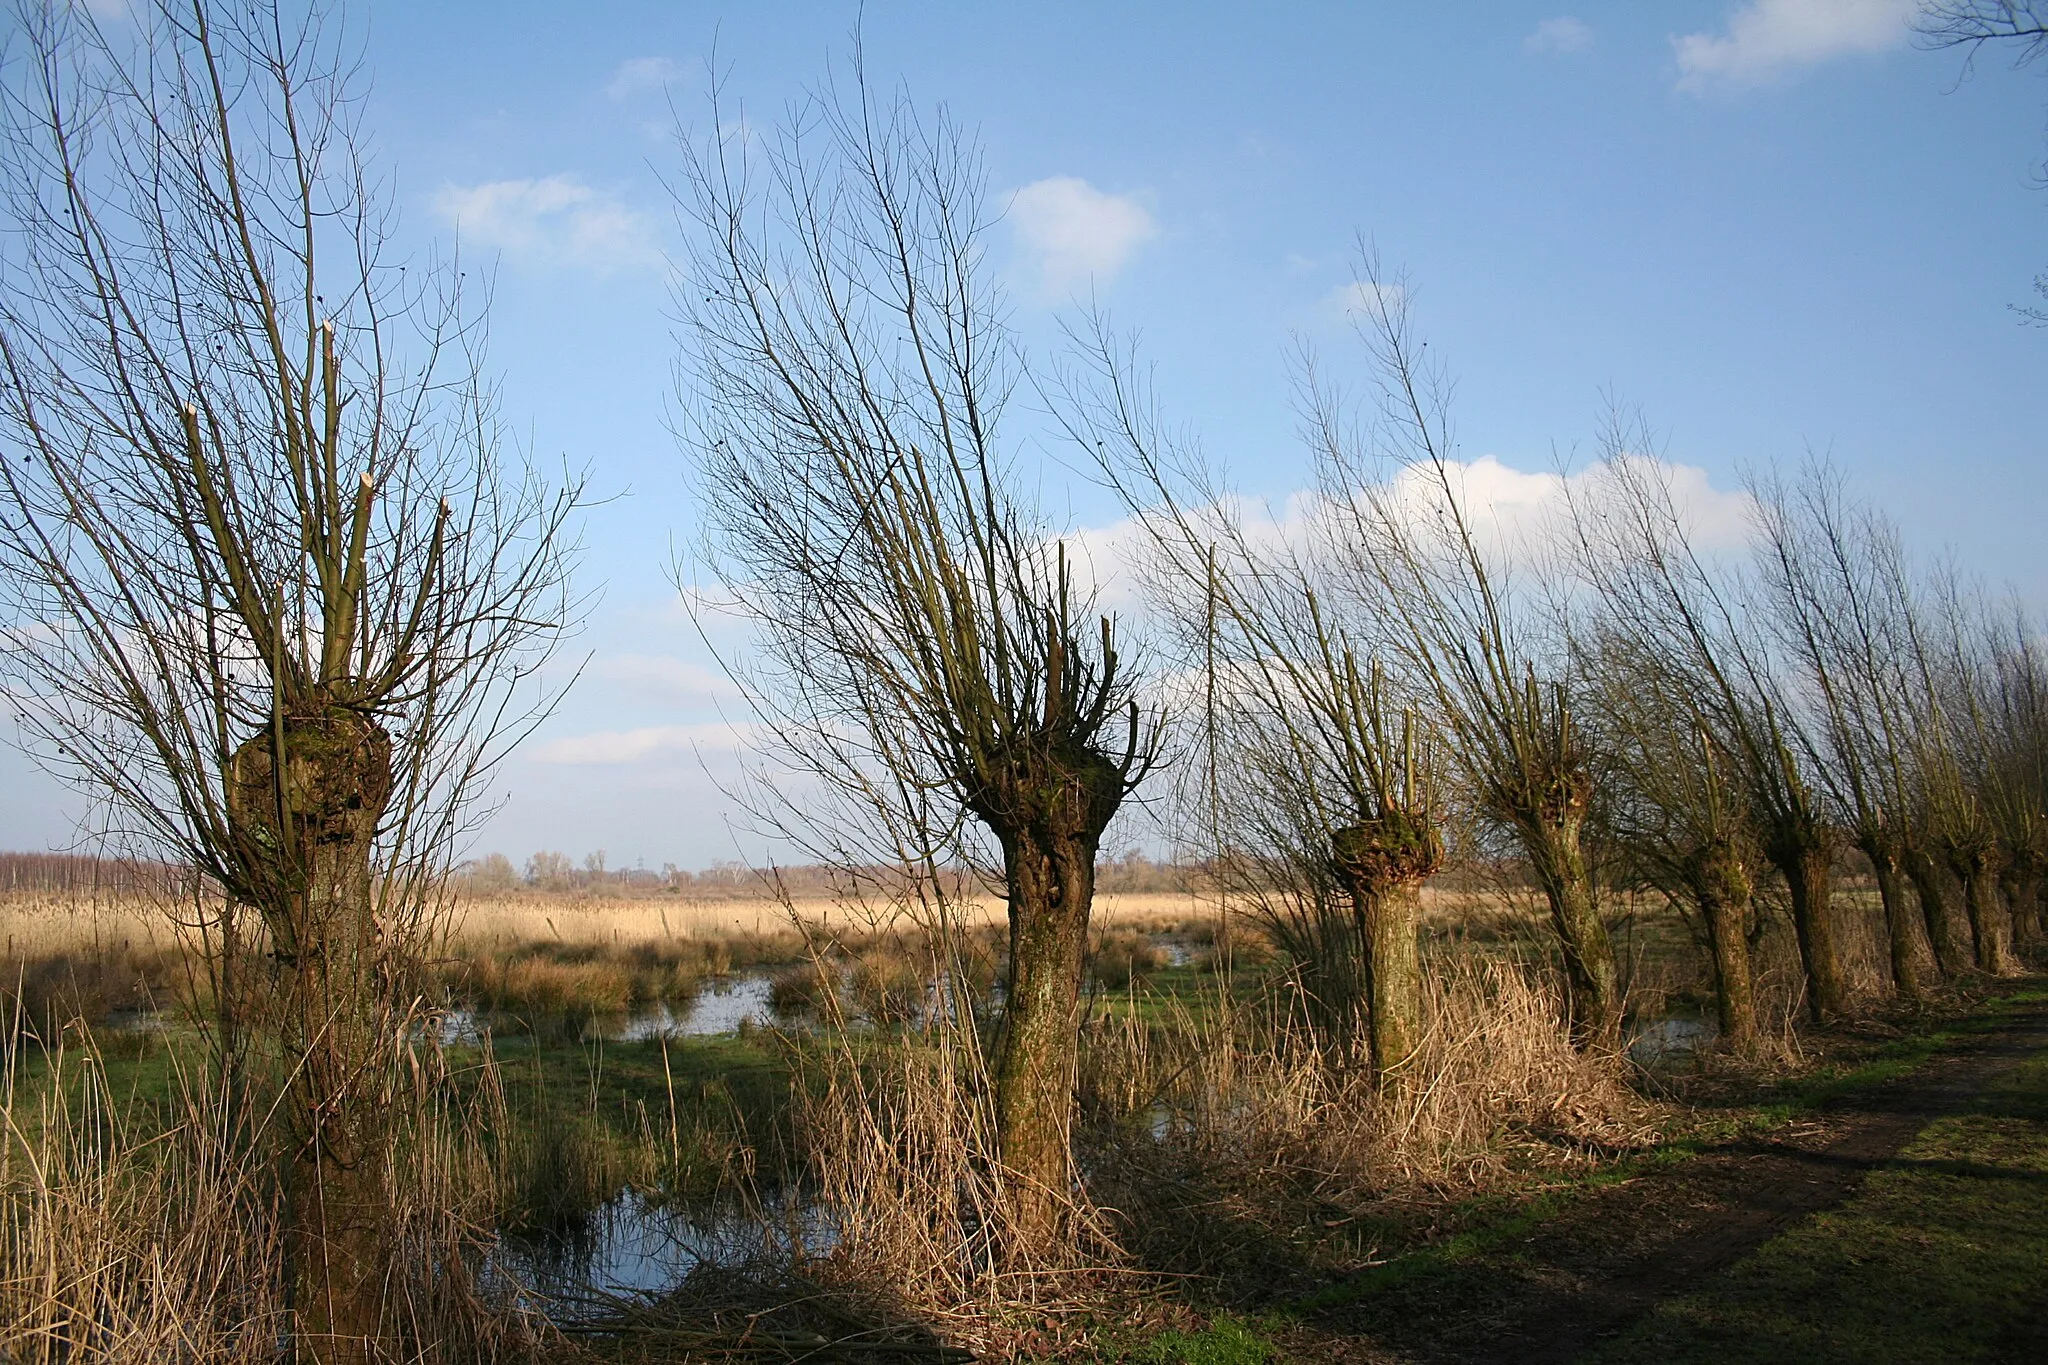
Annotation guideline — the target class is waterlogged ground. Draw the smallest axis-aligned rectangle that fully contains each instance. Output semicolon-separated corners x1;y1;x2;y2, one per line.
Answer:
37;903;2020;1359
487;1190;836;1313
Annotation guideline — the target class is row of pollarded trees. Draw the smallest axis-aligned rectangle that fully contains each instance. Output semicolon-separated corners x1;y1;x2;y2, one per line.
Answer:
671;73;2048;1280
5;8;2044;1350
1568;435;2046;1051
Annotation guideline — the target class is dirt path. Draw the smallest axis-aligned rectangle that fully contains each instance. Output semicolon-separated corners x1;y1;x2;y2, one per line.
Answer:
1286;989;2048;1364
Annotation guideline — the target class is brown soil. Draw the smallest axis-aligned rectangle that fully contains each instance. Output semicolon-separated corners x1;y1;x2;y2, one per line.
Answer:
1279;987;2048;1364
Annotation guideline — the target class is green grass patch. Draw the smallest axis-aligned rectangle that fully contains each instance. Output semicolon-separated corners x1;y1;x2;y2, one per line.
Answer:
1281;983;2048;1323
1583;1049;2048;1364
1133;1314;1279;1364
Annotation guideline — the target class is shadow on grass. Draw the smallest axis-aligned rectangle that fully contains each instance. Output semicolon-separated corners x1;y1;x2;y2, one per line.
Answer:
1579;1053;2048;1365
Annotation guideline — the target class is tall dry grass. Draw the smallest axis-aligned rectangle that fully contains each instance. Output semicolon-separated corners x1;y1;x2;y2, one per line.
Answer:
1066;952;1655;1296
1;893;193;1039
1093;955;1645;1186
0;1018;553;1363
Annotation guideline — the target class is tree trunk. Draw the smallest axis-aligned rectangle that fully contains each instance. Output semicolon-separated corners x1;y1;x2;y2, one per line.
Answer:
1690;839;1758;1057
229;711;395;1365
1361;880;1423;1078
1864;840;1928;1004
993;823;1100;1249
1905;847;1968;980
1522;815;1619;1049
1955;852;2020;976
2003;861;2042;956
1770;838;1847;1021
1331;813;1442;1086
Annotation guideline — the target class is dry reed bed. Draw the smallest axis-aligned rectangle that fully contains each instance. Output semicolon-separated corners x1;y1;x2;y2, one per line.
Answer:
3;890;1224;1036
0;1028;553;1364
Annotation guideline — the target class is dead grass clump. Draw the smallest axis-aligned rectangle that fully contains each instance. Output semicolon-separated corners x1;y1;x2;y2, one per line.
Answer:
1088;930;1167;989
469;955;637;1023
787;1029;1125;1355
767;962;839;1021
847;948;925;1025
1079;956;1651;1292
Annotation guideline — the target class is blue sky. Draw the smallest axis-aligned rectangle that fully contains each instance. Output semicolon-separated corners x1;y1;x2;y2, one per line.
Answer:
4;1;2046;872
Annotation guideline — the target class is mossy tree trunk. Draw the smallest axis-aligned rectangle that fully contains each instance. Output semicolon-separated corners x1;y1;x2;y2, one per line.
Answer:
1862;834;1929;1003
1906;845;1970;979
1516;795;1619;1049
228;709;395;1365
1766;830;1848;1021
1331;810;1444;1085
1688;837;1759;1056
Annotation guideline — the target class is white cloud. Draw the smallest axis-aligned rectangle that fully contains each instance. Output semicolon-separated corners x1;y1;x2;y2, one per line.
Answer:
1526;16;1595;53
607;56;680;101
1057;456;1750;633
529;721;753;766
1673;0;1913;91
431;176;661;273
1326;279;1407;326
1382;454;1755;564
1007;176;1158;298
588;653;736;707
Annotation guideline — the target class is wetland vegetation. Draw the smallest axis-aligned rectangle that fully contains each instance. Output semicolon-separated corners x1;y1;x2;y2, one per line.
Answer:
2;1;2047;1361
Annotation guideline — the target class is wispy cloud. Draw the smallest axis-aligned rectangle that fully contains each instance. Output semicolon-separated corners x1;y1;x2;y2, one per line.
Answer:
607;56;680;101
431;176;661;273
1324;279;1407;326
529;721;753;766
1007;176;1158;298
1673;0;1914;92
588;654;736;708
1526;16;1595;54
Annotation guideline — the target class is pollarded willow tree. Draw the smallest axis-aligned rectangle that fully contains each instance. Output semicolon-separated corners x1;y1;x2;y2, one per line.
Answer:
1059;337;1444;1084
669;76;1159;1250
1299;258;1621;1047
0;2;583;1358
1750;464;1939;1000
1577;630;1763;1057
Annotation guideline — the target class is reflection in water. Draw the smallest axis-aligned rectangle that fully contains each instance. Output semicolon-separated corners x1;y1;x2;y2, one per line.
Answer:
1628;1014;1718;1066
617;973;777;1040
487;1189;834;1317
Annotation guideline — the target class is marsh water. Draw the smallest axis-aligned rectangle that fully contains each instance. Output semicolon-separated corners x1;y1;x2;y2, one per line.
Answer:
486;1190;834;1316
1627;1012;1719;1066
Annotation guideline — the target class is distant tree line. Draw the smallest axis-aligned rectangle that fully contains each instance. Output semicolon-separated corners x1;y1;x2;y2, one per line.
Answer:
446;847;1190;898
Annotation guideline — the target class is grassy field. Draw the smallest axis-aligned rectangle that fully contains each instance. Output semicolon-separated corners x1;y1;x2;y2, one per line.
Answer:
1585;1014;2048;1363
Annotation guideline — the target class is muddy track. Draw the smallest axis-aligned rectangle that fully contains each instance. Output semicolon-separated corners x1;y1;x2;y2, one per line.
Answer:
1287;987;2048;1365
